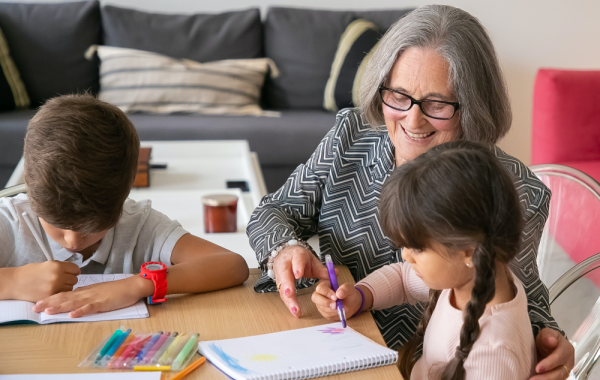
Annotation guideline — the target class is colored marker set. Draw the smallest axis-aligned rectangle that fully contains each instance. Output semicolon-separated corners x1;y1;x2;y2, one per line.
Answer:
79;328;199;371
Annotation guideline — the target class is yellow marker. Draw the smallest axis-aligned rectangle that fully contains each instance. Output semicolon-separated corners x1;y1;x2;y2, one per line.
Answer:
158;334;188;366
134;365;171;371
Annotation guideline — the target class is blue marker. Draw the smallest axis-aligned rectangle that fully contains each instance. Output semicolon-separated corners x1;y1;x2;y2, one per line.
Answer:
131;331;163;365
101;328;132;366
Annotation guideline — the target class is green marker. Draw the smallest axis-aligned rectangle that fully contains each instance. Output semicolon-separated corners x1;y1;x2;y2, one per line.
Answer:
95;328;123;364
171;333;200;370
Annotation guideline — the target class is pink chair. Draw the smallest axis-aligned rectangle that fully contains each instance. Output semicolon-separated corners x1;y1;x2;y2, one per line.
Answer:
532;69;600;182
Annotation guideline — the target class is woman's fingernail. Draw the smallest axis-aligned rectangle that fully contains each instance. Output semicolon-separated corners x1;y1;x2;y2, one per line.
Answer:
537;367;544;373
291;307;297;314
294;270;300;277
285;288;290;296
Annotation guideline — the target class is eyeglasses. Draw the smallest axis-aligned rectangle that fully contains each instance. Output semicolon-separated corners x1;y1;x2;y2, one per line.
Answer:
379;86;459;120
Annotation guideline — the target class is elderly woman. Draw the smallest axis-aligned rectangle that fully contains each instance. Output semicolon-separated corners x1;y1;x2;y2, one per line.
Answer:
247;5;573;380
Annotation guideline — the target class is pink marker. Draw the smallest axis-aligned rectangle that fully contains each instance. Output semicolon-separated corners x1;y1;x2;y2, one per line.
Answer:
140;332;170;365
110;334;147;368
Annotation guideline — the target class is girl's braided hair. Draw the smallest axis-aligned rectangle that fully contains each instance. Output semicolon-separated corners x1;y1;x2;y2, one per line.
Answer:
379;140;523;380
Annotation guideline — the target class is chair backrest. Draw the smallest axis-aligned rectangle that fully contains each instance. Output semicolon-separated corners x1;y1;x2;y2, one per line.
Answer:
531;164;600;287
532;69;600;165
549;253;600;380
0;183;26;198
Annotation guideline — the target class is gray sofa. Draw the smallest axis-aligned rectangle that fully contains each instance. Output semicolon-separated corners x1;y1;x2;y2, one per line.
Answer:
0;1;412;191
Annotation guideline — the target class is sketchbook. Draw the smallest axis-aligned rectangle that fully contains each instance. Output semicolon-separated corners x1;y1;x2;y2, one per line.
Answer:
0;274;149;325
198;322;398;380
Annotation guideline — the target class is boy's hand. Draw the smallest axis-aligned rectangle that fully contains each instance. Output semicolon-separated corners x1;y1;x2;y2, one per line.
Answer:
13;261;80;302
311;281;363;320
32;275;154;318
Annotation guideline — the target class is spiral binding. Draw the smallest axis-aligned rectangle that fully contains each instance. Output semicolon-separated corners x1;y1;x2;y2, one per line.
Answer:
247;351;398;380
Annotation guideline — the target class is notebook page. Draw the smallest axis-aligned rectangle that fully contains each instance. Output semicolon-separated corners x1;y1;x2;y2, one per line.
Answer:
198;322;397;380
39;274;149;324
0;300;40;324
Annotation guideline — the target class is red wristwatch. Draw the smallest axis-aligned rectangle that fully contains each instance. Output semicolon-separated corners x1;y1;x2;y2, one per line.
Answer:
140;262;168;304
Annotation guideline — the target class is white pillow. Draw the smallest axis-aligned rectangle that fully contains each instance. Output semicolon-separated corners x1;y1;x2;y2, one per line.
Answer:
86;45;279;116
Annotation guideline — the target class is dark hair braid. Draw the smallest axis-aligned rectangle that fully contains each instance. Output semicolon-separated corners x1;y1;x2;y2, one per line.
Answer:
398;289;441;379
440;241;496;380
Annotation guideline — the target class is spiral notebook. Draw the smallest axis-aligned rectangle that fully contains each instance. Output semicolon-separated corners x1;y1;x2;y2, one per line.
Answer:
197;322;397;380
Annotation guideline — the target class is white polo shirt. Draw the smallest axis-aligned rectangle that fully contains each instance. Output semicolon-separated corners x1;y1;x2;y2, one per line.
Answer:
0;194;188;274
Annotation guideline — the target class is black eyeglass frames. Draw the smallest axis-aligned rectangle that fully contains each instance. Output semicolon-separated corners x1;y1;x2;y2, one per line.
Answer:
378;86;459;120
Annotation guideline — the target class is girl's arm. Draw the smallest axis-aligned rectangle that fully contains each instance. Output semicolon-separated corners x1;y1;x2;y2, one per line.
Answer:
312;262;429;320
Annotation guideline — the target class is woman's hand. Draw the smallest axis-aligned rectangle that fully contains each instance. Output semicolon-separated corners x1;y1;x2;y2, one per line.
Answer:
312;281;367;320
530;328;575;380
272;245;330;317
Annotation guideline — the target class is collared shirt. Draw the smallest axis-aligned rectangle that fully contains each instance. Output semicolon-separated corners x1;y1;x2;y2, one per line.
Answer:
0;194;187;274
248;107;559;349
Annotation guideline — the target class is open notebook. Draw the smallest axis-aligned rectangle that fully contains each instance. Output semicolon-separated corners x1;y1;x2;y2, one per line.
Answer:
198;322;398;380
0;274;149;325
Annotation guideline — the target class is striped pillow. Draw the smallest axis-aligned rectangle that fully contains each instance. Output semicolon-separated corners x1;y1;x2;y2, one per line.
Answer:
87;45;279;116
323;19;380;112
0;26;29;111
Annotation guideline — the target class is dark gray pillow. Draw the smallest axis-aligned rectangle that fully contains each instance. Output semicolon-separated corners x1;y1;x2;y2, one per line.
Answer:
101;6;262;63
0;1;101;107
263;7;413;110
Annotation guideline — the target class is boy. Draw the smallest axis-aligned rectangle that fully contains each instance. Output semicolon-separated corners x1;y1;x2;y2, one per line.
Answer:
0;94;249;317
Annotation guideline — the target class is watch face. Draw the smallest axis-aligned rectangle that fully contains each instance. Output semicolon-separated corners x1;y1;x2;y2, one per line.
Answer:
145;263;164;271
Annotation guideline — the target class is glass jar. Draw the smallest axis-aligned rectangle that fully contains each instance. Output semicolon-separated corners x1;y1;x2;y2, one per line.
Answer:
201;194;238;233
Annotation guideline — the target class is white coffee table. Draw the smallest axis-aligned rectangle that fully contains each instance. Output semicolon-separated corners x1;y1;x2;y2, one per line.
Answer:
6;140;267;268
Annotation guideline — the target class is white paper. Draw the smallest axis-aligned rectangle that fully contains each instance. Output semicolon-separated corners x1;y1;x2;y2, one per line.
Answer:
198;322;398;380
0;373;161;380
0;274;148;325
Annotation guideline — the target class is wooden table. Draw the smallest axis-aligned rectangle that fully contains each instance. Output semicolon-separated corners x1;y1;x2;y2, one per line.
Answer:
0;269;401;379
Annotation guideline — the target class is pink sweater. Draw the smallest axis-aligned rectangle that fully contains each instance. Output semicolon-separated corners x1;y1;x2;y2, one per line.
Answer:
356;263;536;380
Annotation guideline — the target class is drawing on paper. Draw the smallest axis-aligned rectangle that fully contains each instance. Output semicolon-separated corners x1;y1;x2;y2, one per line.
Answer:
210;343;253;374
318;327;345;335
250;354;277;362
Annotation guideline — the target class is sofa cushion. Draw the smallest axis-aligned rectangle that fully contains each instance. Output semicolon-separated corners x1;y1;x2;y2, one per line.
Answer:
0;26;29;111
92;45;278;116
323;19;380;112
263;7;413;110
101;6;262;63
0;1;101;106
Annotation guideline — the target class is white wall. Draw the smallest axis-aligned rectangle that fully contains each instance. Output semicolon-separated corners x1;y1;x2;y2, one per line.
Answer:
18;0;600;164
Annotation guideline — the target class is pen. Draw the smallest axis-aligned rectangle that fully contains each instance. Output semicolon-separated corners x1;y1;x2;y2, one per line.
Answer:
149;332;178;365
101;328;131;365
171;333;200;370
170;357;206;380
140;331;170;365
325;254;346;328
132;331;163;365
94;328;123;364
158;333;188;366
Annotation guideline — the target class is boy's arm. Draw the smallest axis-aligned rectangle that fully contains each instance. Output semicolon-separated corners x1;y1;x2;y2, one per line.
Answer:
32;234;249;317
0;261;80;302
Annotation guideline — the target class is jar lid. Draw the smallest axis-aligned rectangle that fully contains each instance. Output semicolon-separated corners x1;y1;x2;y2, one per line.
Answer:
202;194;238;207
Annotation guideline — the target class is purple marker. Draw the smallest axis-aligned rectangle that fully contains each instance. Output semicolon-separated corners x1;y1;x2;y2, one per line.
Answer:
325;254;346;328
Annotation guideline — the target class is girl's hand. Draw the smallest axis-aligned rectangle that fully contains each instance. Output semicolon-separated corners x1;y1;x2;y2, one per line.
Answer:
272;246;330;318
312;281;364;320
32;275;153;318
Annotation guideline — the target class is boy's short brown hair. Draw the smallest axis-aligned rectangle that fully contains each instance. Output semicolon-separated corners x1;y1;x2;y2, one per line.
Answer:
24;94;140;234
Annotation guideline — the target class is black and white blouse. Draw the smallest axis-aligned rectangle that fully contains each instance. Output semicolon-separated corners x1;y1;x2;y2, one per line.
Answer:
247;108;560;349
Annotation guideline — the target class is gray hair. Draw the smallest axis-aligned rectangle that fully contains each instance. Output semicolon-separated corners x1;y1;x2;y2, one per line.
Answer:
358;5;511;145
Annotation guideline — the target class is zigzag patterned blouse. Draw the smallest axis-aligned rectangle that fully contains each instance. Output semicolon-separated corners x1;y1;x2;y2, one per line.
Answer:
247;108;560;349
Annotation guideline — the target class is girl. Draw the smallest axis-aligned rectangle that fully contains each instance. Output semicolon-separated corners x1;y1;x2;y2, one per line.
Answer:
312;140;536;379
